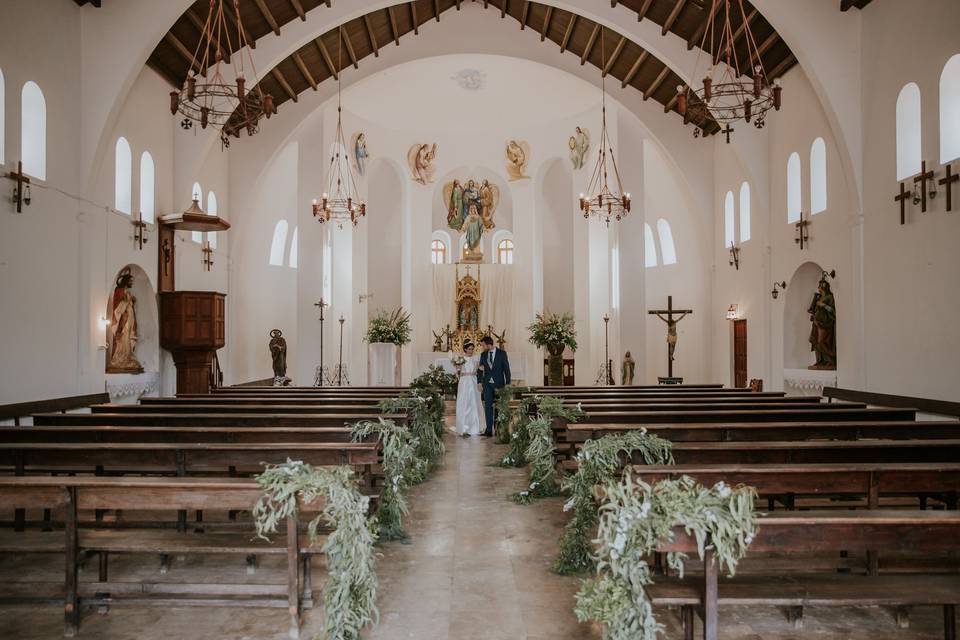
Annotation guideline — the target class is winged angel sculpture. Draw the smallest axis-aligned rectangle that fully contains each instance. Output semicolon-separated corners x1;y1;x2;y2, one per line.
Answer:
444;178;499;261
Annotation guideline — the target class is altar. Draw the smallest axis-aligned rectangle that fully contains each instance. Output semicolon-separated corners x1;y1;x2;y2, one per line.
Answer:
415;351;528;384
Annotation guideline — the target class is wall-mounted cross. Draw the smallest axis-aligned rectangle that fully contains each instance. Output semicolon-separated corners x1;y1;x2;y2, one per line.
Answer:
794;211;811;249
722;124;735;144
894;181;911;225
939;163;958;212
132;211;149;250
201;241;214;271
913;160;935;213
7;161;31;213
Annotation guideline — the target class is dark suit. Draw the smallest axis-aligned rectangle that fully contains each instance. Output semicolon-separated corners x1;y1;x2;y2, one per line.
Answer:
477;348;511;436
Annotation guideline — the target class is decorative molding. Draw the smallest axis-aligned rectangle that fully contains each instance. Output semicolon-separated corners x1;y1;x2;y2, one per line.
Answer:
783;368;837;395
106;371;161;402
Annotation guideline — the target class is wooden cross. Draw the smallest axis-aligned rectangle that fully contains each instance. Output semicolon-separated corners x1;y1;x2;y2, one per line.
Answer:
648;295;693;378
7;161;31;213
132;211;149;250
939;163;958;212
201;241;214;271
722;124;735;144
314;298;329;386
794;211;811;249
314;298;328;321
894;181;911;225
913;160;935;213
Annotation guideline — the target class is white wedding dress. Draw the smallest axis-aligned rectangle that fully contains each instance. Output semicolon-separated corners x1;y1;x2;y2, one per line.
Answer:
454;356;485;436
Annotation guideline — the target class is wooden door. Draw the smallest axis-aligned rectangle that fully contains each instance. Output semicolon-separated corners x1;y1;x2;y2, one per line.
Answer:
733;319;747;388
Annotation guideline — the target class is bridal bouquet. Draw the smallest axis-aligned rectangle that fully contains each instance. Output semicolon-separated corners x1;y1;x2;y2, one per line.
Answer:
451;354;466;371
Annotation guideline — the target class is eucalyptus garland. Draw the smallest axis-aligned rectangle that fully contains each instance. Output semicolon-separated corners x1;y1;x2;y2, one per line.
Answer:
379;390;445;484
554;430;674;575
253;462;379;640
352;418;418;541
493;385;533;444
574;473;758;640
498;395;539;467
511;395;585;504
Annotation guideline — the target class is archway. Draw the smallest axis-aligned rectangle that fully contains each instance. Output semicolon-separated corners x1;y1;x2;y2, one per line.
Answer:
783;261;832;370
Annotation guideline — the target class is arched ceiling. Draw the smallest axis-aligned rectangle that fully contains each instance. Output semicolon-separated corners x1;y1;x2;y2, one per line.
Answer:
146;0;812;137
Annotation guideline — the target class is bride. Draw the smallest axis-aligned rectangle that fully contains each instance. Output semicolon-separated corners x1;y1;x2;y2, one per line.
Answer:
453;341;485;437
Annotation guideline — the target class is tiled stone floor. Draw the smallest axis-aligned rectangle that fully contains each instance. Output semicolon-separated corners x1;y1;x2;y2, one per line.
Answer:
0;426;950;638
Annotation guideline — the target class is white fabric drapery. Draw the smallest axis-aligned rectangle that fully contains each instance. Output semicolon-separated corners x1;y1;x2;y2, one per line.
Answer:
431;264;516;348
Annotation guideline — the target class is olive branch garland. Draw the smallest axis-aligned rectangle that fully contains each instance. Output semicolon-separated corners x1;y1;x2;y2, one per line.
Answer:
511;396;585;504
253;462;379;640
351;418;418;541
379;391;445;485
493;385;533;444
574;473;758;640
497;394;540;467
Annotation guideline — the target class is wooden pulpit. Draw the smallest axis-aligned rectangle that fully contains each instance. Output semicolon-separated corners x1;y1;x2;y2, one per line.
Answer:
160;291;226;394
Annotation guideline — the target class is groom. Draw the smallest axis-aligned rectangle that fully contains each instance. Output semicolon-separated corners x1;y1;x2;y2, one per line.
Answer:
477;336;511;437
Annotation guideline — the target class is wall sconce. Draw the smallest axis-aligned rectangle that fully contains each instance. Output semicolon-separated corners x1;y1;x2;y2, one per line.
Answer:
358;293;374;304
821;269;836;281
8;161;32;213
794;211;810;250
728;243;740;270
725;304;741;320
201;241;214;271
771;281;787;299
132;212;149;251
97;315;111;351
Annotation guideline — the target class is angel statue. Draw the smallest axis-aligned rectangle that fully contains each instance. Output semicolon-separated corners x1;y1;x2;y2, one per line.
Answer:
407;142;438;185
432;330;445;352
505;139;531;181
444;178;499;259
569;126;590;170
351;132;369;177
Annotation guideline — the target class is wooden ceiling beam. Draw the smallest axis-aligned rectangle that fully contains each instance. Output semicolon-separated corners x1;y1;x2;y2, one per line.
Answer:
687;0;719;50
636;0;654;22
363;14;380;57
185;8;230;62
602;37;626;76
342;26;359;69
580;24;600;66
840;0;856;10
767;52;796;80
662;0;688;36
434;0;441;21
502;0;509;19
559;13;576;52
289;0;306;21
252;0;281;36
520;1;530;29
663;92;679;113
411;2;419;34
540;6;553;41
621;50;649;88
164;32;205;77
644;65;670;100
314;37;338;80
755;31;779;59
387;6;400;45
292;52;317;90
224;5;255;49
271;68;298;102
455;0;462;9
729;8;758;58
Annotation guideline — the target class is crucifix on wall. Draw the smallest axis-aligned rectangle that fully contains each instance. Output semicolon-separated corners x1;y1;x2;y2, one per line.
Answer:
7;161;31;213
940;163;958;212
913;160;936;213
894;181;911;225
794;211;811;249
648;296;693;380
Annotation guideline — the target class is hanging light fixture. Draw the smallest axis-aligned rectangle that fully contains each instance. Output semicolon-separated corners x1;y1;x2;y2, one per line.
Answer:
312;26;367;228
579;26;631;226
676;0;782;142
168;0;275;148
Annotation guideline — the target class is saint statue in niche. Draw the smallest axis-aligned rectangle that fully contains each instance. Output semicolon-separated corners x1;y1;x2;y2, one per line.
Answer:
505;139;530;181
444;178;499;261
407;142;438;185
569;126;591;170
352;132;369;177
621;351;636;386
269;329;288;380
107;268;143;373
458;299;479;331
808;276;837;370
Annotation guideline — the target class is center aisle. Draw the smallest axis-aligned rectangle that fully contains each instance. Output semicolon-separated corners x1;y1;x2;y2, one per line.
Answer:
369;424;597;640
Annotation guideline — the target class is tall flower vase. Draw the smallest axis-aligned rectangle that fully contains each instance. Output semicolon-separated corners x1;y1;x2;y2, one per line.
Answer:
547;345;565;386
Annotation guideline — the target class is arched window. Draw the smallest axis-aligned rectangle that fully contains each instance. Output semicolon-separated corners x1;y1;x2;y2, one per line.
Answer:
896;82;922;180
644;223;658;268
139;151;155;223
738;182;751;242
724;190;735;247
114;137;132;214
288;226;298;268
497;239;515;265
431;239;447;265
191;182;203;243
207;191;218;249
0;68;5;165
656;218;677;265
810;138;827;214
941;54;960;163
21;81;46;180
787;152;801;223
269;220;288;266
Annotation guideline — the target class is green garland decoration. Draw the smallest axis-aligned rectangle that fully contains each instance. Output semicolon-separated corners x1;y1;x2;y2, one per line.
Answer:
554;430;674;575
497;395;539;467
493;385;533;444
574;472;758;640
411;365;458;399
511;395;585;504
379;390;446;484
253;462;379;640
352;418;418;541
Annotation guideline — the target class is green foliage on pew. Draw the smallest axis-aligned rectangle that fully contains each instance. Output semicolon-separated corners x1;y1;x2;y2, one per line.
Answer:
411;364;458;399
252;462;379;640
493;385;533;444
511;396;585;504
497;395;539;467
574;473;758;640
380;389;446;484
352;418;419;541
554;430;674;575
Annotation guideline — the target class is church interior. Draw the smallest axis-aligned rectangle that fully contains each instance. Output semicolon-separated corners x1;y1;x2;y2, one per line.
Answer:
1;1;959;638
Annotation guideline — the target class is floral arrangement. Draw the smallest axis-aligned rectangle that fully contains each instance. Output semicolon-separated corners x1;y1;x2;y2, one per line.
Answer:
511;396;585;504
574;473;758;640
411;365;458;398
253;462;379;640
554;430;674;575
351;418;419;540
451;354;467;369
527;311;578;354
364;307;412;346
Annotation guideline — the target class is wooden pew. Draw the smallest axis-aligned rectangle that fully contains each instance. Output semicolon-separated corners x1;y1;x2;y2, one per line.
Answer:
667;439;960;465
147;396;392;406
32;412;404;428
0;475;341;637
534;384;724;391
647;510;960;640
0;425;359;444
92;403;386;415
522;391;790;400
0;393;110;426
570;405;914;424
